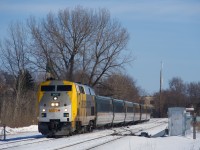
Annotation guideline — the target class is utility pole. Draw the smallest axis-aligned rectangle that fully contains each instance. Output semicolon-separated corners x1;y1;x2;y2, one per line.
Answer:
159;61;163;118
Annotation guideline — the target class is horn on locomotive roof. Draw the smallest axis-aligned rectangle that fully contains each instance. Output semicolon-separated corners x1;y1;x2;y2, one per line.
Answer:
45;60;55;81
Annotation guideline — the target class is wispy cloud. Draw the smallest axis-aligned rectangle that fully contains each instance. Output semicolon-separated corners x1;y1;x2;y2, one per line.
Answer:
0;3;66;14
0;0;200;23
109;1;200;22
111;1;200;15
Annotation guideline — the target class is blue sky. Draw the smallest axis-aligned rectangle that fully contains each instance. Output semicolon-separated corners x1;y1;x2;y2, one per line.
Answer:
0;0;200;94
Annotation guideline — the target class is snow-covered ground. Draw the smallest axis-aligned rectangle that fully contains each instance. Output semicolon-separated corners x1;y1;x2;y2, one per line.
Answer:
0;119;200;150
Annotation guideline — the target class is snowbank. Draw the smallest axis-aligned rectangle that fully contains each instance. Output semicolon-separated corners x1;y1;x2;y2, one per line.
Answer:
0;125;38;135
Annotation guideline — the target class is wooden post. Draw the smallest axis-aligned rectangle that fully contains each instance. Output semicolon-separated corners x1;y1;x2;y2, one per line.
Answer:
3;124;6;140
193;113;196;139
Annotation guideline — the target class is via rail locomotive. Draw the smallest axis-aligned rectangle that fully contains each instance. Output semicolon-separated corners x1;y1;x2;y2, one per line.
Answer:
38;80;151;136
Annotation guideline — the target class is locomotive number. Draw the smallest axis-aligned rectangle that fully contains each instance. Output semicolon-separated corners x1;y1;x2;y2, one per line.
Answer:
49;109;60;112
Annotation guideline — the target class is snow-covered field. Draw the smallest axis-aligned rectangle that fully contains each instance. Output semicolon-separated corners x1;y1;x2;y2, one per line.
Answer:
0;119;200;150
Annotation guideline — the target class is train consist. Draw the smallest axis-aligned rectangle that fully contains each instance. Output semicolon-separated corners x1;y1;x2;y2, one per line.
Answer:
38;80;151;136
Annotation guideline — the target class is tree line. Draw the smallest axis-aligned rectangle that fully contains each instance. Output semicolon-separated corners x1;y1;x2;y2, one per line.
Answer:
153;77;200;117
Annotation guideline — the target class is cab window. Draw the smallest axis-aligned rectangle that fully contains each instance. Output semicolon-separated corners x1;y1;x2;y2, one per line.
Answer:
41;85;55;91
57;85;72;91
79;86;85;94
88;88;91;95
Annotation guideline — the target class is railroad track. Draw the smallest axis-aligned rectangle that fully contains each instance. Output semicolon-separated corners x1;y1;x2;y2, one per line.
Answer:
86;123;165;150
86;122;167;150
0;136;54;150
52;120;167;150
0;134;45;146
0;119;167;150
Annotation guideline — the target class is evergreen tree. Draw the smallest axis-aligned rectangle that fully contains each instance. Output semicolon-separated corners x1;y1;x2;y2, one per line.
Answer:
16;70;34;92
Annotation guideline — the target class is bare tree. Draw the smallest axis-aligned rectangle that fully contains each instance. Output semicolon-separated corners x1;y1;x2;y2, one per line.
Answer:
169;77;186;93
168;77;187;106
0;22;36;127
97;73;139;102
0;22;30;100
28;7;131;85
1;23;29;77
153;77;191;117
187;82;200;114
28;7;95;80
88;15;130;86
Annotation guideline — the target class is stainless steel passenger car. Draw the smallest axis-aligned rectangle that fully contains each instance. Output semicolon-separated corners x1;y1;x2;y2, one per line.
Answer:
95;96;113;127
112;99;126;125
124;101;134;124
133;103;141;122
140;104;147;121
146;105;151;120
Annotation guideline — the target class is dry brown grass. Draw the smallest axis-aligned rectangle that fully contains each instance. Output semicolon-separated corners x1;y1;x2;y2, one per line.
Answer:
196;122;200;131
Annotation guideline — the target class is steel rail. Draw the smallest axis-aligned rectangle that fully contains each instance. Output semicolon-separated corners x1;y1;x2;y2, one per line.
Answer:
86;122;167;150
53;121;166;150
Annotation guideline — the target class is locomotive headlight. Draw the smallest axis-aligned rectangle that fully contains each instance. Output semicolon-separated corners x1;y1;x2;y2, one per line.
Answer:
42;109;46;112
53;97;58;100
51;102;59;107
64;108;68;112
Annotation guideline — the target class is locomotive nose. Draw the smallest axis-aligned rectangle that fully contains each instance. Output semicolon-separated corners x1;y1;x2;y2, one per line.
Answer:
39;90;72;122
